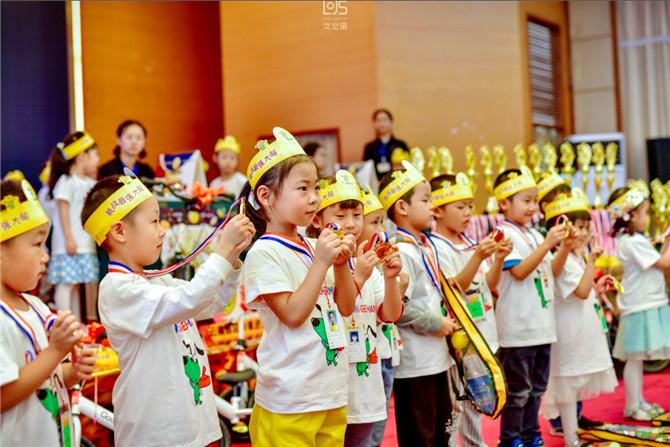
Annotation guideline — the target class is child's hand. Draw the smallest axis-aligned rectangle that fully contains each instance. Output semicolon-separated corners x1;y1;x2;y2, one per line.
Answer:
354;242;378;283
474;236;497;260
215;214;255;264
48;311;82;356
382;250;402;280
437;316;458;337
65;238;77;256
544;224;567;249
595;274;612;295
72;345;97;381
315;229;342;266
333;234;356;266
588;244;604;264
494;238;513;262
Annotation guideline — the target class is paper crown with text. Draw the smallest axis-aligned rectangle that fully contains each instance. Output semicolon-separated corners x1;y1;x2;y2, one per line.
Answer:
58;132;96;161
537;172;566;202
362;184;383;216
607;179;650;220
84;172;153;245
215;135;241;154
544;187;590;221
247;127;306;189
1;180;49;242
317;170;364;212
379;160;426;211
494;166;537;201
431;172;474;208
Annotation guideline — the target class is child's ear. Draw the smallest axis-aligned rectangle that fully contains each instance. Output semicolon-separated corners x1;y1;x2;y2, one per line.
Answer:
395;199;409;217
107;221;128;244
311;212;324;230
256;185;272;208
433;206;443;220
498;198;509;213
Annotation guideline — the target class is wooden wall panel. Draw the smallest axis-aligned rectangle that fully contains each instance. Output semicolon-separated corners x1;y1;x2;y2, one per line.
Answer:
80;1;223;173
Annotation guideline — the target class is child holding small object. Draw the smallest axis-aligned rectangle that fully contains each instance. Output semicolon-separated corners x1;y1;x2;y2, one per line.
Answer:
541;188;617;447
607;181;670;421
81;171;254;447
1;179;96;446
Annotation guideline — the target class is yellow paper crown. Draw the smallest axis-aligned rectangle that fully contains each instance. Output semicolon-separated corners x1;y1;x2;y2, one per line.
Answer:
607;179;649;219
545;187;590;221
362;184;383;216
391;147;410;164
39;162;51;185
494;166;537;201
317;170;364;212
432;173;474;208
215;135;240;154
247;127;306;189
537;172;566;202
58;132;96;161
84;175;153;245
3;170;25;182
379;160;426;211
1;180;49;242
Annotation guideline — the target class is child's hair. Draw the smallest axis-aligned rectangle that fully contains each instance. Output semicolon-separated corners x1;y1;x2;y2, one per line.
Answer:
537;174;570;209
378;169;417;222
493;169;520;191
607;186;640;236
546;210;591;229
48;131;98;199
304;176;363;238
80;176;129;246
113;119;148;159
429;174;456;192
240;155;314;235
303;142;322;158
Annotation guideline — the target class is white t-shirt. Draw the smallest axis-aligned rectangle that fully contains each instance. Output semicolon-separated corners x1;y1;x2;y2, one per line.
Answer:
551;254;613;376
210;172;247;198
51;174;96;255
99;254;239;447
1;294;70;447
345;267;387;424
243;237;348;414
429;232;499;353
394;242;452;379
496;222;557;347
617;233;668;315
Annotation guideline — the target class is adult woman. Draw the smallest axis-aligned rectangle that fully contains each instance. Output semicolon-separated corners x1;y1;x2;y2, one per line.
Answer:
98;119;155;180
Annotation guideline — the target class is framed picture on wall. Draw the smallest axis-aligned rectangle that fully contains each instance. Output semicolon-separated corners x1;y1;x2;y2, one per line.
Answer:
258;128;340;177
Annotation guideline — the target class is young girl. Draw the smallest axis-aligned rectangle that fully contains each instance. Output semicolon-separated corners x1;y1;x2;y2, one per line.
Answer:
608;182;670;420
210;135;247;197
48;132;100;322
542;189;617;447
1;179;95;446
309;171;403;447
241;128;358;446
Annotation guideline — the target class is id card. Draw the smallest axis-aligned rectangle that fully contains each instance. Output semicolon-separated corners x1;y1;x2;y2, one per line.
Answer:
465;289;486;322
322;307;347;349
348;327;367;363
376;161;391;174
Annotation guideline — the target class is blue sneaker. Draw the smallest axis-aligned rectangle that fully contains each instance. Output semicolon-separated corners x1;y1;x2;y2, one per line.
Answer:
525;434;544;447
498;438;525;447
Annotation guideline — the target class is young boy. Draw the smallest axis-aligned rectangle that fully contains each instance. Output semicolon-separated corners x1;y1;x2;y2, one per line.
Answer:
493;167;572;447
428;173;512;447
310;170;404;447
378;161;457;447
210;135;247;197
81;173;254;447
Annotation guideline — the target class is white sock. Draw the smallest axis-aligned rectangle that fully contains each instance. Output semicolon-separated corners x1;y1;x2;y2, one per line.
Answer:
557;401;579;446
623;358;643;411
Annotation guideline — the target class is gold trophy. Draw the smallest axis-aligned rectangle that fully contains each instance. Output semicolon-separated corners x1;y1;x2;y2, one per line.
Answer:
465;145;477;195
493;144;507;175
513;143;527;169
542;143;558;175
528;144;542;179
426;146;440;179
410;147;425;175
591;143;605;208
605;142;618;194
559;142;576;185
438;146;454;174
577;142;592;193
480;145;498;213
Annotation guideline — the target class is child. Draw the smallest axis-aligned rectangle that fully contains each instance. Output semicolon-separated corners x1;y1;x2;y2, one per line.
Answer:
210;135;247;197
241;127;358;446
1;179;95;446
81;172;254;446
47;131;100;321
378;160;457;447
542;189;617;447
428;173;512;447
310;171;403;447
607;182;670;420
493;167;571;447
536;173;569;233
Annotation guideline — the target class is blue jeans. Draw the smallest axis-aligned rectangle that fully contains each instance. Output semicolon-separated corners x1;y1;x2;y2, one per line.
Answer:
370;358;394;446
498;345;551;445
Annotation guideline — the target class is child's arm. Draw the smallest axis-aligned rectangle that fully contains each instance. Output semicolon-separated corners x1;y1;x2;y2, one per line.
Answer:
263;230;341;328
57;199;77;255
573;256;597;299
1;312;81;412
332;233;358;316
486;238;512;291
454;236;496;291
380;251;404;322
509;225;565;280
